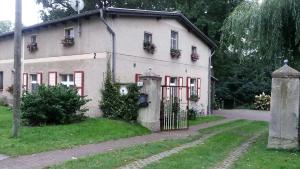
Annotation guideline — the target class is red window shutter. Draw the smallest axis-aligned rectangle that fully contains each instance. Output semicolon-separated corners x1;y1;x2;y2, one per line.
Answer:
197;78;201;99
165;76;171;99
37;73;43;85
135;74;142;83
74;71;84;96
48;72;57;86
178;77;183;100
186;77;191;100
23;73;28;90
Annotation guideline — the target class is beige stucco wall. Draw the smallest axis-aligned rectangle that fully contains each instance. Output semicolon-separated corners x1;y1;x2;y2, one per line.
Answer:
23;16;111;59
110;17;211;113
0;14;212;116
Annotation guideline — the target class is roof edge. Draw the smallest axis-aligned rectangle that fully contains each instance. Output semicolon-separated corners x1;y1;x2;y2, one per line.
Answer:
0;8;217;49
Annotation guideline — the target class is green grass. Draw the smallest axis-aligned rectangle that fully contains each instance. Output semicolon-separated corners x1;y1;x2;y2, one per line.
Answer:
0;106;150;156
51;137;200;169
189;115;225;126
232;133;300;169
144;121;268;169
51;120;266;169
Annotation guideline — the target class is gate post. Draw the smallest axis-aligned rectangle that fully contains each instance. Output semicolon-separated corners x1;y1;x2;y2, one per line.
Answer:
268;63;300;149
138;71;162;132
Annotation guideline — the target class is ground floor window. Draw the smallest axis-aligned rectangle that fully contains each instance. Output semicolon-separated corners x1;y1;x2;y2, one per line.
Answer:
190;78;197;95
60;74;74;87
31;74;38;92
170;77;177;86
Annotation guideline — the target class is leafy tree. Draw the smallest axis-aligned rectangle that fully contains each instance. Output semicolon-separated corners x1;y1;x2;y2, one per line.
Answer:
36;0;177;21
176;0;244;42
215;0;300;108
221;0;300;69
0;21;13;34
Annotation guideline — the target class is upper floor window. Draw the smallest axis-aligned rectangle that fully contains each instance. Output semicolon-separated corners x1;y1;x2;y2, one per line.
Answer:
61;74;74;87
144;32;152;43
31;35;37;43
65;28;74;38
171;31;178;49
192;46;197;54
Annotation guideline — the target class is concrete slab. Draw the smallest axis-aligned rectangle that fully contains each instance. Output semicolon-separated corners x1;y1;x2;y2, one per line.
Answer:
0;154;9;161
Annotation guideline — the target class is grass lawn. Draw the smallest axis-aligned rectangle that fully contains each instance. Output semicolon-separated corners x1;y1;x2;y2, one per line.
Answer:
189;115;225;126
51;137;200;169
0;106;150;156
51;120;262;169
232;133;300;169
144;121;267;169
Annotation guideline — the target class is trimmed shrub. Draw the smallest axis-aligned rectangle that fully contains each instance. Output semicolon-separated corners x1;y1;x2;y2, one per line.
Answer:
21;85;89;126
254;92;271;111
100;65;140;122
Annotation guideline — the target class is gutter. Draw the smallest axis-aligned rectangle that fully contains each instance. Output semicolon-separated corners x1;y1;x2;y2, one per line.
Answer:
99;9;116;83
208;49;216;115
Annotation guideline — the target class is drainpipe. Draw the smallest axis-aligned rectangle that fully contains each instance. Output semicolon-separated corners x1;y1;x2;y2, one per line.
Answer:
208;49;216;115
99;9;116;83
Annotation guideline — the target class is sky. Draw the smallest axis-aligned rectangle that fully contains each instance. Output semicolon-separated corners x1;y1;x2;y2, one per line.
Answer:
0;0;43;26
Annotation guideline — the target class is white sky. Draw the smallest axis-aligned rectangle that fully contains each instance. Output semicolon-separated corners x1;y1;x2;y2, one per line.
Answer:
0;0;43;26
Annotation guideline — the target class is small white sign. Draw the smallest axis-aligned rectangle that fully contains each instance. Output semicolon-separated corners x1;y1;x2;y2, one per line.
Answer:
120;86;128;95
137;81;144;87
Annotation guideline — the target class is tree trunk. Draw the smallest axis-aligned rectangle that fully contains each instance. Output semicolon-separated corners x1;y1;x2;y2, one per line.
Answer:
12;0;22;138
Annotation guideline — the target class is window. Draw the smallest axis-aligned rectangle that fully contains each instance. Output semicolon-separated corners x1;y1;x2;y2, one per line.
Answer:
61;74;74;87
170;77;177;86
144;32;152;43
31;35;37;43
65;28;74;38
171;31;178;49
192;46;197;54
0;72;3;91
190;78;197;95
31;74;38;92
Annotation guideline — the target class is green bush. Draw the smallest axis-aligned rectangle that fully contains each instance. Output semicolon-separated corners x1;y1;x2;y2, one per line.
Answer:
254;92;271;111
100;66;140;122
188;108;197;120
21;85;89;126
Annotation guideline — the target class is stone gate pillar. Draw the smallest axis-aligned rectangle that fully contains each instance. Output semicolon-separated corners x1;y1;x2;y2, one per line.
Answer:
138;71;162;132
268;63;300;149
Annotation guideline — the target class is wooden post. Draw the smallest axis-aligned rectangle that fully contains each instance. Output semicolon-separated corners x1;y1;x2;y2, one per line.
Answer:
12;0;22;138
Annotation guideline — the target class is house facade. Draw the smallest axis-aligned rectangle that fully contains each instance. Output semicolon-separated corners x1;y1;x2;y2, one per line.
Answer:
0;8;216;117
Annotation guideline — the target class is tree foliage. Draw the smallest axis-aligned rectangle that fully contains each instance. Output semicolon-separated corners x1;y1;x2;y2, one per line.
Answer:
0;21;13;34
36;0;177;21
99;61;140;122
221;0;300;68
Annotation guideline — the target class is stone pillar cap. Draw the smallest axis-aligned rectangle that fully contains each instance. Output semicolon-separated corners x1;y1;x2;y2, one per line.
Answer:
272;65;300;78
140;70;161;80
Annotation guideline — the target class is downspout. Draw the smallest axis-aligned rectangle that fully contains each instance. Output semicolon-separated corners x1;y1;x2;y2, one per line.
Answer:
208;49;216;115
99;9;116;83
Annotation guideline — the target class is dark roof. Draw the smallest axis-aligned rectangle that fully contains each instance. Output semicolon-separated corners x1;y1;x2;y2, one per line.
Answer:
0;7;217;49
